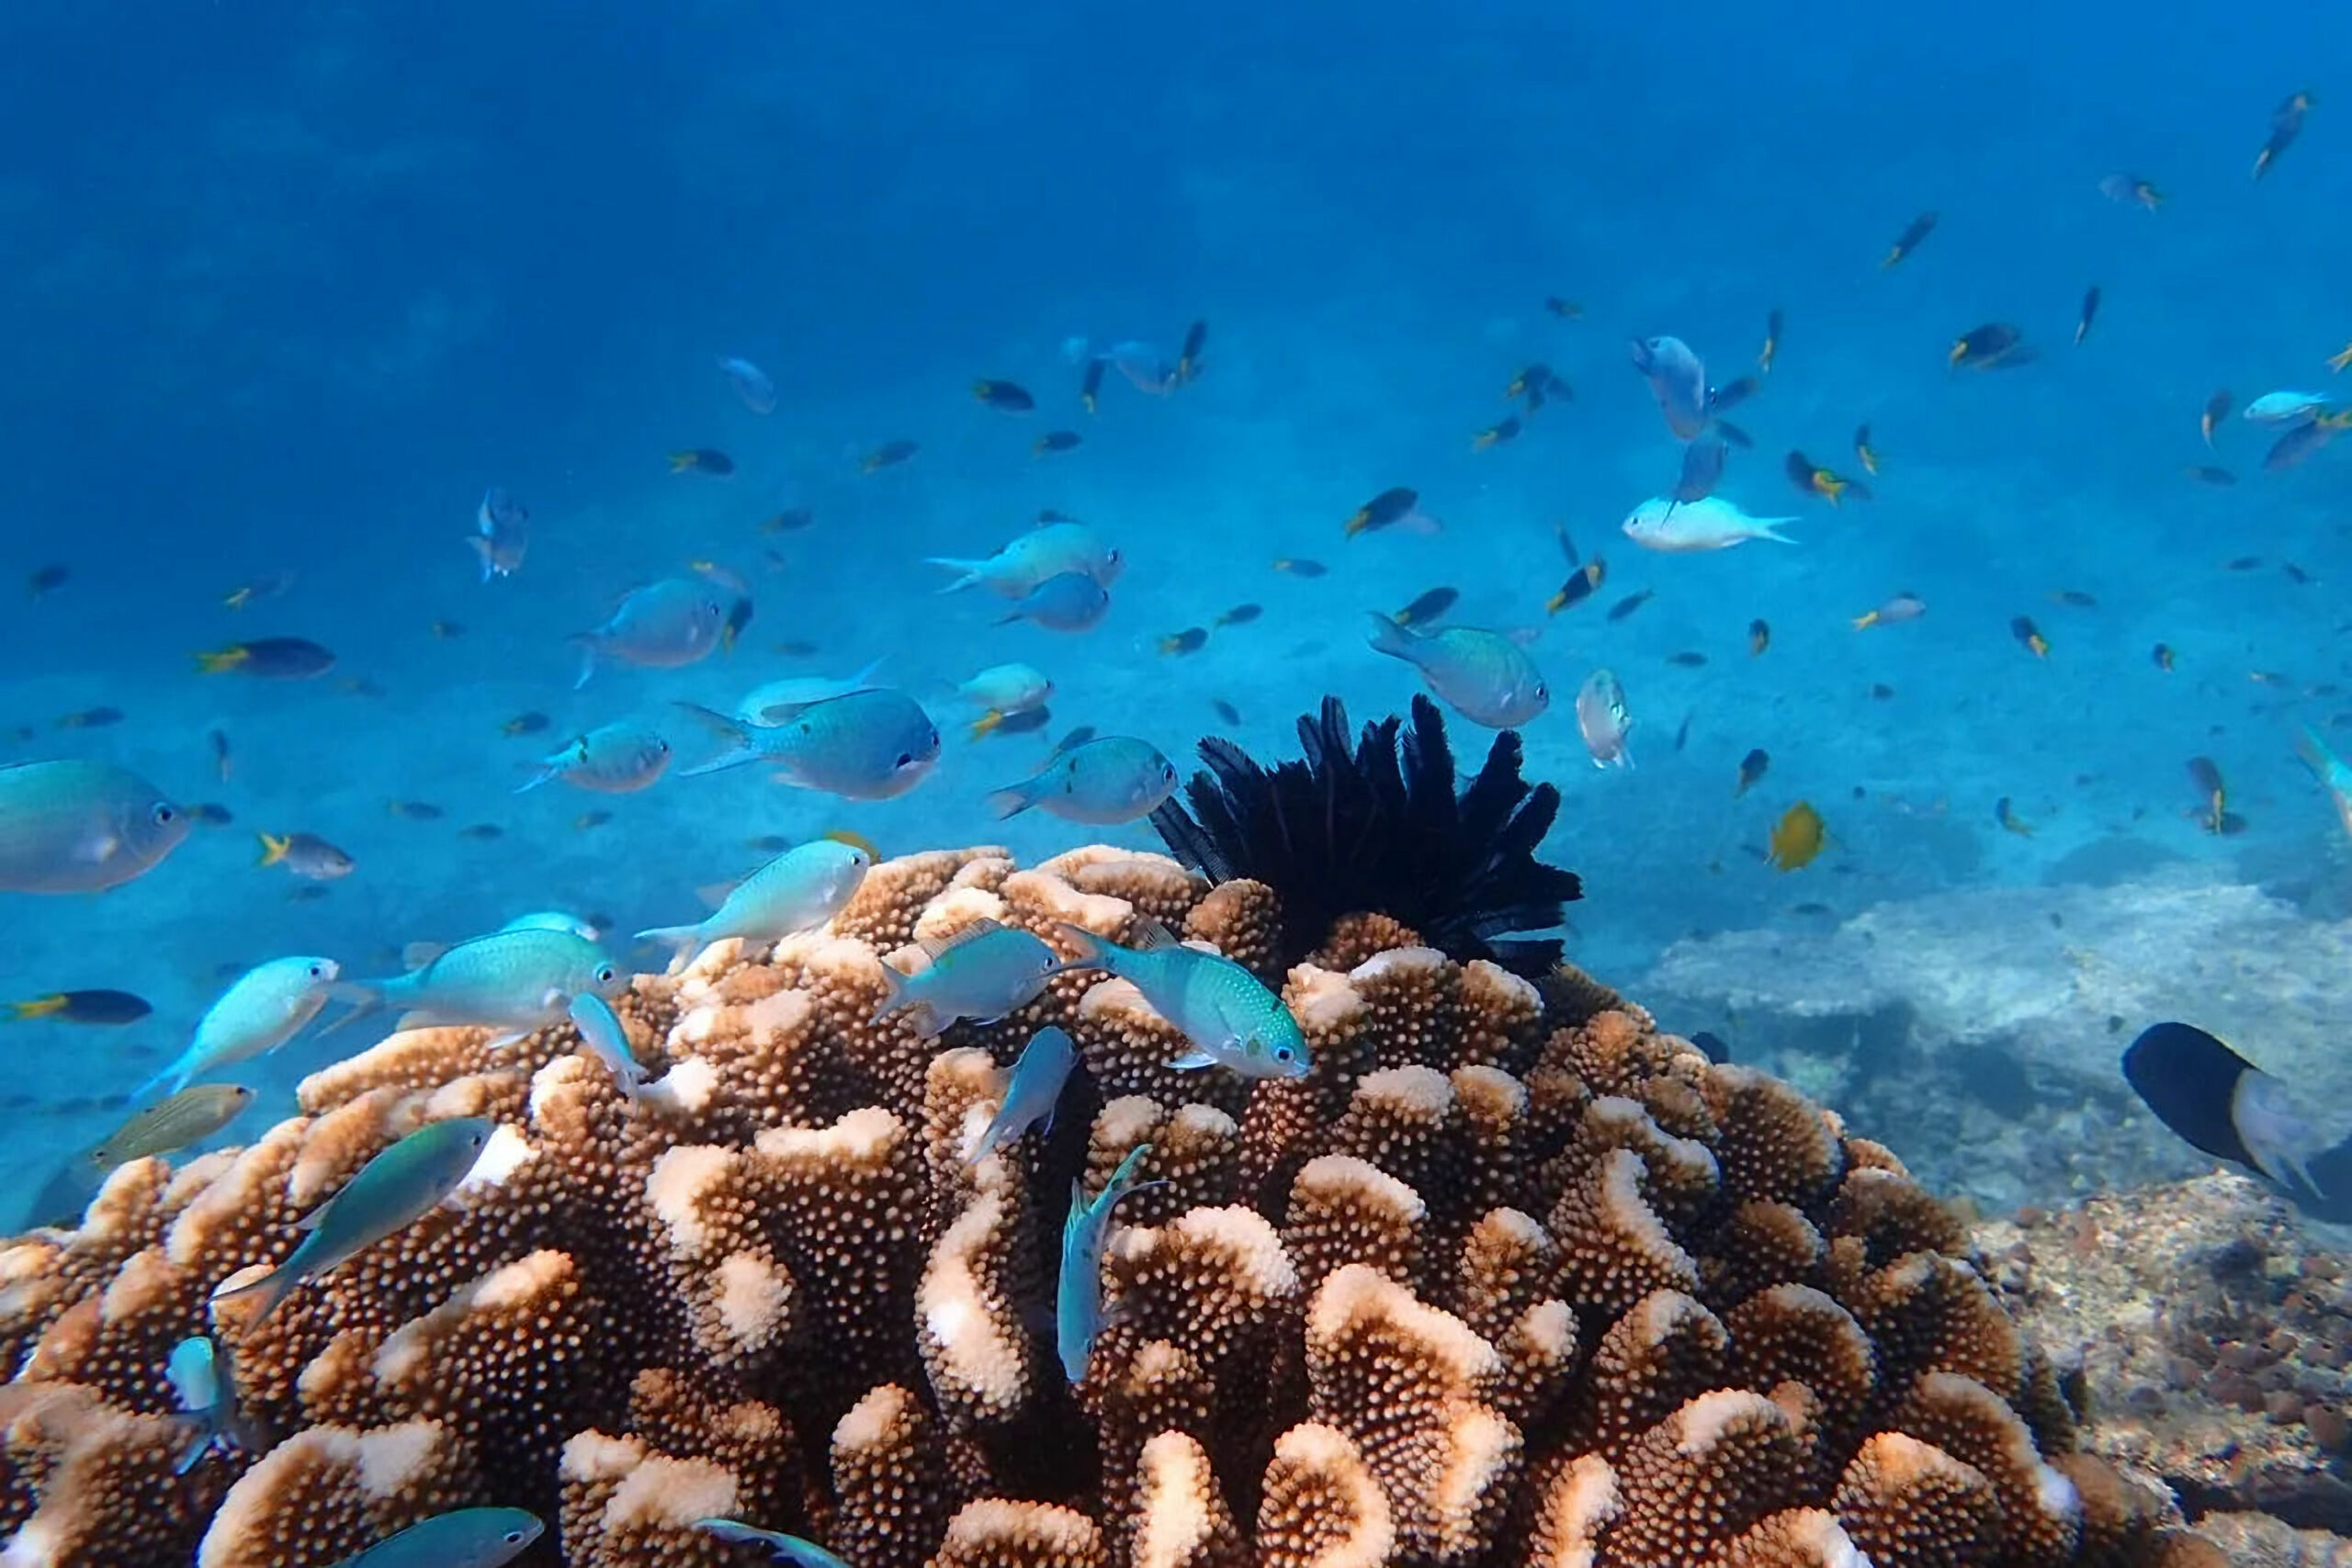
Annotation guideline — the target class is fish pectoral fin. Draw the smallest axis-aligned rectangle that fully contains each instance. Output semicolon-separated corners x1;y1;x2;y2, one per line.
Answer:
1165;1048;1217;1071
292;1207;326;1233
482;1032;526;1053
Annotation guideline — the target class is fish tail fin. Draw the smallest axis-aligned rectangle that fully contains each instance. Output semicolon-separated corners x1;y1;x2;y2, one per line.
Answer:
669;703;760;777
983;782;1038;820
191;649;239;674
129;1062;185;1104
1362;612;1420;660
925;558;986;594
1754;519;1801;545
256;833;290;867
867;963;909;1024
512;761;558;795
6;996;62;1021
631;925;702;974
970;709;1006;739
1043;921;1115;980
209;1260;300;1327
315;982;384;1039
173;1416;215;1476
565;635;602;690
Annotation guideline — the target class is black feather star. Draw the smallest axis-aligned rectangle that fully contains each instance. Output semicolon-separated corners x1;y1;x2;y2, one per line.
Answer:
1148;694;1581;978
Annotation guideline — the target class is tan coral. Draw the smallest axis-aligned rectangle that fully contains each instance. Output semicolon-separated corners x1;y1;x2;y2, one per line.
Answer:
0;847;2150;1568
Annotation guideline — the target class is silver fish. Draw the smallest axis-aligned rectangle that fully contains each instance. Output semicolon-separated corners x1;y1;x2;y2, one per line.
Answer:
137;956;340;1099
1058;1143;1158;1382
0;760;189;894
339;928;625;1042
969;1025;1078;1163
468;488;529;581
1575;669;1635;768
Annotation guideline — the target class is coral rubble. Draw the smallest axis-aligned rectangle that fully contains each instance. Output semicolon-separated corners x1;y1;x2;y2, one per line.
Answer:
1;842;2193;1566
1979;1172;2352;1549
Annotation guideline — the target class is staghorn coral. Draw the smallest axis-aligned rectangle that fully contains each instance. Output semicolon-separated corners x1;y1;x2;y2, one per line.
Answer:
0;841;2208;1567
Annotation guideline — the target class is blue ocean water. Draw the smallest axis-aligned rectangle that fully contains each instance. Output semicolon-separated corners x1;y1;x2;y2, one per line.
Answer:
3;0;2348;1215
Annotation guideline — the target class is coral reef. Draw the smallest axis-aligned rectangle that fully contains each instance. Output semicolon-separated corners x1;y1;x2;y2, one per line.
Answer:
1641;872;2352;1212
1149;694;1583;978
1977;1171;2352;1549
0;841;2192;1566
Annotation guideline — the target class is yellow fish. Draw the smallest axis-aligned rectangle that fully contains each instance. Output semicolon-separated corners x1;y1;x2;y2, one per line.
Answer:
1767;802;1825;872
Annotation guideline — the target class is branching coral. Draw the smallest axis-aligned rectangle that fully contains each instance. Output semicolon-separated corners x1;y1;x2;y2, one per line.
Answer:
1148;695;1582;978
0;841;2197;1567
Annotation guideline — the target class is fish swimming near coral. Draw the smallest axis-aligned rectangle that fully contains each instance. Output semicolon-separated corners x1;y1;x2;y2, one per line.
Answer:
1058;1142;1159;1382
2123;1021;2352;1223
872;919;1059;1040
323;1506;544;1568
211;1117;496;1325
91;1085;255;1176
1047;922;1308;1079
692;1520;853;1568
333;929;624;1045
967;1025;1078;1164
136;956;340;1100
634;838;871;971
164;1333;265;1473
565;991;647;1104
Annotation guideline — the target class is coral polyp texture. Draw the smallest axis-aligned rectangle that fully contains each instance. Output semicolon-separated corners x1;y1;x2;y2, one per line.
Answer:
1;843;2192;1566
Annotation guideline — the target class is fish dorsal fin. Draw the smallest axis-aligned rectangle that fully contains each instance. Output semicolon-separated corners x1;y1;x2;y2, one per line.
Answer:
1130;920;1182;953
400;942;446;971
921;918;1004;961
293;1205;327;1233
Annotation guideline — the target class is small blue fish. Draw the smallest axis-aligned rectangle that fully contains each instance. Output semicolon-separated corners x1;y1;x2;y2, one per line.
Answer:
1058;1142;1159;1382
996;570;1110;632
468;487;529;581
0;760;190;894
692;1520;853;1568
164;1334;262;1473
718;355;778;414
566;992;647;1104
325;1506;544;1568
137;956;341;1100
337;928;625;1043
1630;335;1710;440
674;690;941;801
873;919;1058;1039
986;736;1176;823
635;839;871;969
571;577;731;688
1049;923;1308;1079
213;1117;496;1325
1364;615;1548;728
969;1026;1078;1163
516;720;673;794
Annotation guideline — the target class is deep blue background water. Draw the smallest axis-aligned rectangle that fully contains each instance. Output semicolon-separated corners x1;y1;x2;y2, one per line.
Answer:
2;0;2347;1196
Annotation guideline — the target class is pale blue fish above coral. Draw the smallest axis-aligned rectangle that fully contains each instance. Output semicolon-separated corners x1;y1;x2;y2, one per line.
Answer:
634;837;871;969
872;918;1058;1039
1048;923;1309;1079
135;956;341;1100
211;1116;495;1325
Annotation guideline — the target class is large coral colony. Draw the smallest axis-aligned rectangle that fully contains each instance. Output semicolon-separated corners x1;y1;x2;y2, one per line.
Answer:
2;704;2194;1566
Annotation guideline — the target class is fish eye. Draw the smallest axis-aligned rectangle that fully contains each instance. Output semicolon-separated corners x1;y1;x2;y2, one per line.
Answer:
595;964;617;984
895;752;913;767
152;803;177;825
503;1531;527;1545
1274;1044;1295;1062
306;963;327;978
